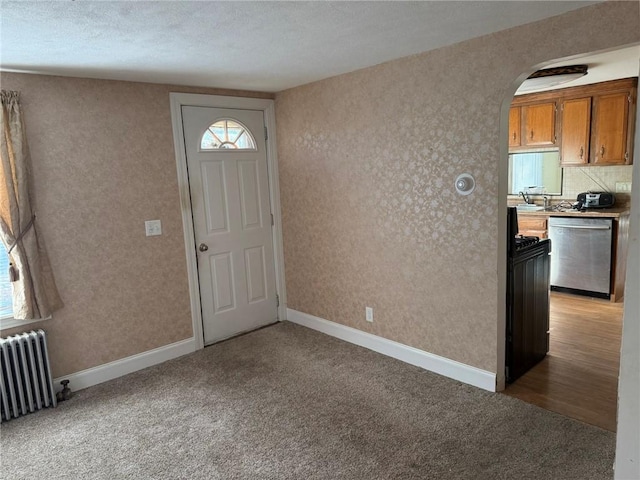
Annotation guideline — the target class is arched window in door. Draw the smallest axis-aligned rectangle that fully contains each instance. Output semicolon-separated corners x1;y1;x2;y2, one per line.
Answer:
200;119;257;150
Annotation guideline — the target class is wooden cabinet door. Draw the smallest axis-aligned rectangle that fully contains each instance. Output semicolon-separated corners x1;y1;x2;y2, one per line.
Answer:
560;98;591;165
523;103;556;147
509;107;521;147
592;91;630;165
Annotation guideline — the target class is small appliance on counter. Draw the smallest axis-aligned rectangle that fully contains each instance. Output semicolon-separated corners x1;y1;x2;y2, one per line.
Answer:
576;191;615;209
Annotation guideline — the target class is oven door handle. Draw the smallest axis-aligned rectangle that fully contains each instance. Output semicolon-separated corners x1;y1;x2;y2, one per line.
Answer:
551;224;611;230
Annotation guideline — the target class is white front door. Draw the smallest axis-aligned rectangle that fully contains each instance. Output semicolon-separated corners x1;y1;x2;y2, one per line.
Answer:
182;106;278;344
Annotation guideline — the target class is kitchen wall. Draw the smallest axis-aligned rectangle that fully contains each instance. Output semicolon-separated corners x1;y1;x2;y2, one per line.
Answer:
562;165;633;200
0;72;273;377
508;164;635;205
275;2;640;374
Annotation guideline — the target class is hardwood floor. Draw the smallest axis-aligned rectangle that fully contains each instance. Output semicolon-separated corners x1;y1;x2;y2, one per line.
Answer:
504;291;623;432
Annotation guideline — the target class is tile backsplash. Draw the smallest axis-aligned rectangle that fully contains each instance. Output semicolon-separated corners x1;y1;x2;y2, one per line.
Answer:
508;164;634;205
561;165;633;199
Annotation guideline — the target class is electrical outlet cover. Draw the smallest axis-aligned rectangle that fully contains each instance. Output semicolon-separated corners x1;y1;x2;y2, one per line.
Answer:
615;182;632;193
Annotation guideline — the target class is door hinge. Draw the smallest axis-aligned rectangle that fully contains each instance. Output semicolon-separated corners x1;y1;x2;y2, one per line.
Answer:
264;126;268;140
276;294;280;307
271;213;274;226
625;151;629;161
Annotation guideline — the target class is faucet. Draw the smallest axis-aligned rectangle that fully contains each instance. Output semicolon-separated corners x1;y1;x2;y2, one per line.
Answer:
519;191;531;204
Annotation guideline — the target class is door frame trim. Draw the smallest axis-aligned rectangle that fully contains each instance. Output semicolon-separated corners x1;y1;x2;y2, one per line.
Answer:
169;93;287;350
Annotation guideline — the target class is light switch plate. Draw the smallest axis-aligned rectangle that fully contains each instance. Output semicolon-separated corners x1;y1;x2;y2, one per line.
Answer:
365;306;373;323
145;220;162;236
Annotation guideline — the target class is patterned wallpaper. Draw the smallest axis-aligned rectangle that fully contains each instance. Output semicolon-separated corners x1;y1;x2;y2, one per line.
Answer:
1;2;637;380
276;2;640;372
0;73;272;377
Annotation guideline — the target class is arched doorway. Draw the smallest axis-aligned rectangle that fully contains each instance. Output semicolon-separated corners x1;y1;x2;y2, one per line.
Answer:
498;45;639;433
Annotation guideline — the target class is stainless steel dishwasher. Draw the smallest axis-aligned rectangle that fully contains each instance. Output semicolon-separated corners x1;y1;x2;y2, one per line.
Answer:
548;217;613;298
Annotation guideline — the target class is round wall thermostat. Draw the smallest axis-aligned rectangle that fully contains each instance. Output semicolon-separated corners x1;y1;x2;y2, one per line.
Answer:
455;173;476;196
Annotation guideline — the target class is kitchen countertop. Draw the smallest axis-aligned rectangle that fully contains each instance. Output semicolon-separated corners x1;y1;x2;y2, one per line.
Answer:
516;206;630;218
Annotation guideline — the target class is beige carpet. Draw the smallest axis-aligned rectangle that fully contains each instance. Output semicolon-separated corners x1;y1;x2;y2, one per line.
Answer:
0;321;615;479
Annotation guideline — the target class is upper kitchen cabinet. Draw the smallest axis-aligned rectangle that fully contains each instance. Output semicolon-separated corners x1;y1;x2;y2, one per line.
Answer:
591;87;635;165
509;102;557;149
512;77;637;166
509;107;521;147
523;103;557;147
560;97;591;165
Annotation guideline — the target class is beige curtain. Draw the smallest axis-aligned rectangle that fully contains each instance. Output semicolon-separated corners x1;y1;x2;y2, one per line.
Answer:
0;90;63;320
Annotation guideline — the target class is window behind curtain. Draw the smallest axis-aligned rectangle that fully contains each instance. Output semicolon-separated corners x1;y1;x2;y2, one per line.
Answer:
511;152;543;194
0;249;11;318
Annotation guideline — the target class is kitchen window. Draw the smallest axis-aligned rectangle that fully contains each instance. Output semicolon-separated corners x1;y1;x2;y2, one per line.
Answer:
508;150;563;196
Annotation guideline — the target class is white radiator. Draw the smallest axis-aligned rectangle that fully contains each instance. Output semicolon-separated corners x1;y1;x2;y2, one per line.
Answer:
1;330;56;421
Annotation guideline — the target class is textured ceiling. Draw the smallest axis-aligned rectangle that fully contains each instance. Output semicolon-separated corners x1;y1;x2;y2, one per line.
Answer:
0;1;604;92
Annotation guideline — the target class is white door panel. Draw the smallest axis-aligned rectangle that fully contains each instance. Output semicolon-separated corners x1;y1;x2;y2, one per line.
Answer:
182;106;277;344
238;159;263;230
245;246;267;303
211;252;235;313
201;160;230;234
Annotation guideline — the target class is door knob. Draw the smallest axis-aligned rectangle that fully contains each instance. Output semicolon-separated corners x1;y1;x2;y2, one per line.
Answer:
198;243;209;252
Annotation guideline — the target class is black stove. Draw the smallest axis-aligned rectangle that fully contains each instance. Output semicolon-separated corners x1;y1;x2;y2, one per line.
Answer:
507;207;544;256
514;235;539;251
506;206;551;383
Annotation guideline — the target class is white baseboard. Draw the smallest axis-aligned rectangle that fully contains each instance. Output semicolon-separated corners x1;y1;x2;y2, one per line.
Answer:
287;309;496;392
53;337;197;393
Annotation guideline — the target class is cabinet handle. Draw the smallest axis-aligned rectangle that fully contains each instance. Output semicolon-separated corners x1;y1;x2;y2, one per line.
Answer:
600;145;605;157
530;130;534;140
513;132;516;141
579;146;584;159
